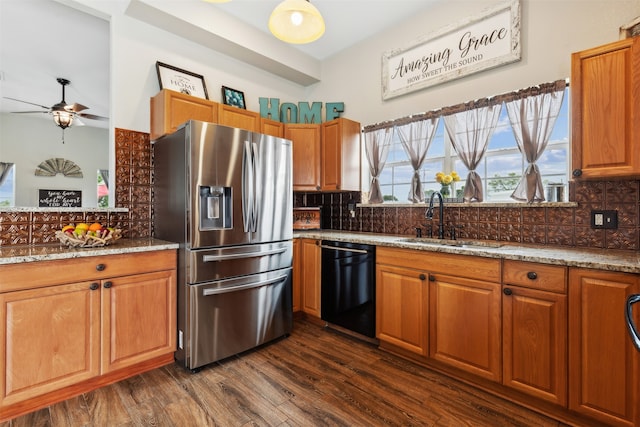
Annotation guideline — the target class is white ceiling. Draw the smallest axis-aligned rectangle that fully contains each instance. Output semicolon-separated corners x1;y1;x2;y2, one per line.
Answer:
0;0;436;128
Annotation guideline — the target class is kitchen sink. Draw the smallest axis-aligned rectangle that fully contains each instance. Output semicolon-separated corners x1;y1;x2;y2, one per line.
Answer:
400;237;503;249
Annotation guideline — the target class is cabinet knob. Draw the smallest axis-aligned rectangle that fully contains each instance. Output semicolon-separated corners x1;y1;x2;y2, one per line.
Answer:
503;288;513;296
419;273;426;281
572;169;582;177
96;263;106;271
428;274;436;282
89;283;99;290
526;271;538;280
103;281;113;289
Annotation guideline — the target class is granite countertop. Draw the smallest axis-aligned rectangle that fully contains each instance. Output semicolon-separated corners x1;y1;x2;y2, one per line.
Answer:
0;238;179;265
295;231;640;274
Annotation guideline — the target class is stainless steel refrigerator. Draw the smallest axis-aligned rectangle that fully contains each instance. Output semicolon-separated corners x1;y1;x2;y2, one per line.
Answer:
153;120;293;371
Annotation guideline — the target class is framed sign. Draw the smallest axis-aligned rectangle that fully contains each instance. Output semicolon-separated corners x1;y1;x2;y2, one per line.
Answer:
156;61;209;99
38;189;82;208
221;86;246;109
382;0;521;100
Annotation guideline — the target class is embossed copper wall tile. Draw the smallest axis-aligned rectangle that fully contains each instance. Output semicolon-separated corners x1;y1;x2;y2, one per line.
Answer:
605;180;638;204
547;208;574;225
0;211;30;223
360;207;373;233
84;212;108;224
574;226;602;248
32;211;61;224
605;228;638;250
59;212;86;225
478;207;498;223
132;167;152;186
371;209;384;234
522;207;545;224
477;222;498;241
458;222;478;240
606;203;637;228
522;223;546;244
574;180;604;203
573;203;598;227
498;222;522;242
499;208;522;225
396;207;414;235
30;222;58;244
0;223;29;246
383;207;398;234
547;224;575;246
459;206;479;223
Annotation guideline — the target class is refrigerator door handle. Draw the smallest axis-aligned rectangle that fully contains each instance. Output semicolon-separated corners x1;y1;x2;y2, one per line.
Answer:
202;247;287;262
626;294;640;351
250;141;260;233
242;140;254;233
202;274;289;296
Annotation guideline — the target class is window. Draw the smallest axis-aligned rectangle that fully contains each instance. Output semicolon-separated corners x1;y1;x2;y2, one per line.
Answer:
97;169;109;208
377;87;569;203
0;163;16;207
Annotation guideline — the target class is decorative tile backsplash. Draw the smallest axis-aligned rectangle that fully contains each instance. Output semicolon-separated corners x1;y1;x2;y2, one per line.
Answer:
2;128;639;252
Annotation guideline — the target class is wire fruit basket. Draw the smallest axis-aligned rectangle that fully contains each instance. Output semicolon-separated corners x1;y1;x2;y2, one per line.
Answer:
55;229;122;248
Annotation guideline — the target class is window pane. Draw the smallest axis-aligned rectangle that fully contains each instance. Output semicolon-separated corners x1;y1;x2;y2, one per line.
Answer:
0;165;15;207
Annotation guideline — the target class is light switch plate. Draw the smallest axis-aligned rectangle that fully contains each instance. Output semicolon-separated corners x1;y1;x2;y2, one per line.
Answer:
590;210;618;229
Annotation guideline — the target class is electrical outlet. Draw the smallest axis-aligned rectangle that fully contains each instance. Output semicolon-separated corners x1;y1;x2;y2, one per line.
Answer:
590;210;618;229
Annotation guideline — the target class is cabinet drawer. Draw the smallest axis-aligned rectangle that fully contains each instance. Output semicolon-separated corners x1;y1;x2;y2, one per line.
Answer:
502;260;566;293
0;250;176;293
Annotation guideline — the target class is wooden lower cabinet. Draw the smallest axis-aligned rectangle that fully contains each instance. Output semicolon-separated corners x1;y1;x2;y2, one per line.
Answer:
502;260;567;406
568;268;640;427
429;273;502;381
292;238;301;312
0;250;177;422
300;238;321;317
376;263;429;356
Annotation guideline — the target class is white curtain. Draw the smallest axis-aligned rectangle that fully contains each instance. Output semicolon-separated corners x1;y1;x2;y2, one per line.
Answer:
0;162;14;187
506;88;565;202
364;127;392;204
396;117;440;203
443;104;502;202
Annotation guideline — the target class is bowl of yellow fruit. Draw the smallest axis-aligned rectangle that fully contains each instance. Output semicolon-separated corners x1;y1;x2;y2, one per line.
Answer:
55;222;122;248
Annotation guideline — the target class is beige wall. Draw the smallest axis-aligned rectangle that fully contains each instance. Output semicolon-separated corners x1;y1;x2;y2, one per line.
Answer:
311;0;640;125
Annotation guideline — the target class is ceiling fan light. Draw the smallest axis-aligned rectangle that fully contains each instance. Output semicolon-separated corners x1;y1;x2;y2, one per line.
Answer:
269;0;325;44
53;110;74;129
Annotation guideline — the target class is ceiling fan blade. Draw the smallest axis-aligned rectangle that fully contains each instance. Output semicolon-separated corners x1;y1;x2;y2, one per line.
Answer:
11;110;49;114
74;116;86;127
66;103;89;112
77;112;108;121
3;97;50;110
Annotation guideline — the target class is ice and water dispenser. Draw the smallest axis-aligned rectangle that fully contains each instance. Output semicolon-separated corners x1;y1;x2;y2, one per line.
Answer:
199;186;232;230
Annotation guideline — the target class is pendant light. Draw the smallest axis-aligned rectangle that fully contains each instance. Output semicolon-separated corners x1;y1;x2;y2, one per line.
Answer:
269;0;325;44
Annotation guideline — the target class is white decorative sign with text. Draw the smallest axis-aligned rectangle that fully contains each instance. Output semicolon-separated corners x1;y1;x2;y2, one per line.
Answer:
382;0;521;100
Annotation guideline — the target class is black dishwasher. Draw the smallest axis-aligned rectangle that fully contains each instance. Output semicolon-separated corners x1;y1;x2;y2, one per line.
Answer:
321;240;376;338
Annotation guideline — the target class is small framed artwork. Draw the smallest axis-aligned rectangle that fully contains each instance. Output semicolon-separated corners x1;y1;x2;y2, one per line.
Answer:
156;61;209;99
221;86;246;109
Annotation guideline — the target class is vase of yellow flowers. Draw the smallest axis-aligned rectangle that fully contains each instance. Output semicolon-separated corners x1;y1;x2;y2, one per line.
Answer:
435;171;460;198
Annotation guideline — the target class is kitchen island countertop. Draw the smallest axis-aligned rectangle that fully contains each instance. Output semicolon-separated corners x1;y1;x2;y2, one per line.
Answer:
0;238;179;265
295;231;640;274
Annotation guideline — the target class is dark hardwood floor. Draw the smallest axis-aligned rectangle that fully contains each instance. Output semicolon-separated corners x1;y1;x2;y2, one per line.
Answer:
3;319;568;426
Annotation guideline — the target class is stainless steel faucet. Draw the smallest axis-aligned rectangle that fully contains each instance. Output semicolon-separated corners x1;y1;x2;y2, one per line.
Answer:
426;191;445;239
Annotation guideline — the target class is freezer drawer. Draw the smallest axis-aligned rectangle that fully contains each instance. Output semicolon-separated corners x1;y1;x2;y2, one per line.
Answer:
187;267;292;369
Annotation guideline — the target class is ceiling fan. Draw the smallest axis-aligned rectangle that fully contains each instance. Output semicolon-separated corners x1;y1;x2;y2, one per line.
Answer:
4;77;108;141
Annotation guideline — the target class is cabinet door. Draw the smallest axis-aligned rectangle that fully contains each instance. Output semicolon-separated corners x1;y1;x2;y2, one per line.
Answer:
0;282;100;407
321;118;361;192
300;238;321;317
285;124;321;191
218;104;260;132
150;89;218;140
568;268;640;427
503;286;567;406
261;118;284;138
571;37;640;178
292;238;301;312
101;270;177;373
376;264;429;356
430;274;501;381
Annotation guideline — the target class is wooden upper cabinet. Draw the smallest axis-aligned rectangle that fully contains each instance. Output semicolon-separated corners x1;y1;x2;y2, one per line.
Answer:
571;37;640;178
217;104;260;132
321;118;361;191
150;89;218;140
261;117;285;138
285;124;322;191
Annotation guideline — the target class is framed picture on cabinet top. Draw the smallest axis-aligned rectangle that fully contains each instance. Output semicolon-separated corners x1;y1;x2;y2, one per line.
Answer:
221;86;246;109
156;61;209;99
